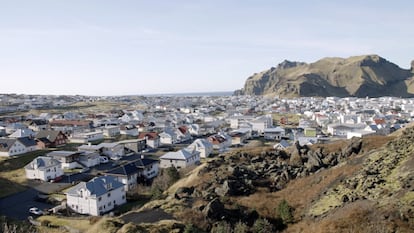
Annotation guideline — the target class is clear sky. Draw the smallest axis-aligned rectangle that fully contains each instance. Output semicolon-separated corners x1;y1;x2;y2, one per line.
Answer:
1;0;413;96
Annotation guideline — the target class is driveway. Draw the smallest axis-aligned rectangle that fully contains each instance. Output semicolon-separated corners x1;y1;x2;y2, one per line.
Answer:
0;188;54;220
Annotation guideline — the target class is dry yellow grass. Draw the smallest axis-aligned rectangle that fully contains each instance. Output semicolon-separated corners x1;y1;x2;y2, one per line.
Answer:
37;215;92;232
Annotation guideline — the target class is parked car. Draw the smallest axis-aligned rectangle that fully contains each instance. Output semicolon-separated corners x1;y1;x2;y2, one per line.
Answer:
29;207;44;216
110;155;121;161
49;176;63;183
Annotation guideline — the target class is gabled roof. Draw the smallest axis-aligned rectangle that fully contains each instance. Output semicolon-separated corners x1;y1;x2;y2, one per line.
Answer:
25;156;61;170
190;139;213;149
138;132;159;140
9;128;36;138
135;158;158;167
0;138;16;152
36;130;65;142
105;163;139;176
29;119;48;126
160;149;194;161
17;137;37;147
178;126;188;134
66;175;124;197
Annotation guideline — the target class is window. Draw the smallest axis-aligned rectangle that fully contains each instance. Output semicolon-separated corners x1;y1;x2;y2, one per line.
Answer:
107;192;111;197
108;202;112;207
98;197;102;201
122;195;125;200
99;206;102;210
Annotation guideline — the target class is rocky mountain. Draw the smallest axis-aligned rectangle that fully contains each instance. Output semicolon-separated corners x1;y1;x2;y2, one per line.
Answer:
236;55;414;97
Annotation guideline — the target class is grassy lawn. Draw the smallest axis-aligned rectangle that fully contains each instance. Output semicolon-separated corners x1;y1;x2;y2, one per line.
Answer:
272;113;300;127
37;215;92;232
117;196;151;214
0;150;48;198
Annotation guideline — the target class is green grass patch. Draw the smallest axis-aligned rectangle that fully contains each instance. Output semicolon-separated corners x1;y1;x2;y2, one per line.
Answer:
0;150;49;197
0;150;48;172
117;196;151;214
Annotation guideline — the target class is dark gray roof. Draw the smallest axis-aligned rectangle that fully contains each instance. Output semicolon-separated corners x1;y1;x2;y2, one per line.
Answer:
17;137;37;147
35;130;63;142
135;158;159;167
105;163;139;176
0;138;16;151
66;175;124;197
29;119;48;126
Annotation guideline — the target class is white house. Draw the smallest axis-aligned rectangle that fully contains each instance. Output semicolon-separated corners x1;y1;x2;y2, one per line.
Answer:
250;115;273;134
8;128;36;138
70;131;104;143
263;127;285;140
135;157;159;180
273;139;291;151
120;125;139;136
65;175;126;216
0;137;37;157
188;124;200;136
77;151;101;168
78;142;125;159
25;156;63;181
187;139;213;158
159;128;178;145
101;125;120;138
47;151;82;169
104;163;139;191
327;123;366;137
159;149;200;169
138;132;160;149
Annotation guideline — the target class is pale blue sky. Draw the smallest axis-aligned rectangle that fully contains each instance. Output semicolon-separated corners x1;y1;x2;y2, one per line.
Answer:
1;0;413;96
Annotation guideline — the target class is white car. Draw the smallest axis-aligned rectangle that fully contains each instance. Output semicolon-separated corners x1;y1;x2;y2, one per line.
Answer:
110;155;121;161
29;207;44;216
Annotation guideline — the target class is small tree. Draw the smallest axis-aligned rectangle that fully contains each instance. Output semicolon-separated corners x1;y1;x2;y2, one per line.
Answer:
234;221;248;233
277;199;293;224
211;221;232;233
166;166;180;184
183;223;197;233
252;218;273;233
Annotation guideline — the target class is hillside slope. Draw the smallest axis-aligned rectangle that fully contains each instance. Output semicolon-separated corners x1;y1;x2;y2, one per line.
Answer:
236;55;414;98
80;127;414;233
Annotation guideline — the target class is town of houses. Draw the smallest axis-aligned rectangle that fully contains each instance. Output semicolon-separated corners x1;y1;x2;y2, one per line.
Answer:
1;93;414;217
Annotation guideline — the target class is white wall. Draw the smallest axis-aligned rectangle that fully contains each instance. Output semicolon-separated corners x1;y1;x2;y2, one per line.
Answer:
67;186;126;216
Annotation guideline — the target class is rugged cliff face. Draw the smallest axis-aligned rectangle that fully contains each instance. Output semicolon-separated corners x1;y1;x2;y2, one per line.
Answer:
236;55;414;97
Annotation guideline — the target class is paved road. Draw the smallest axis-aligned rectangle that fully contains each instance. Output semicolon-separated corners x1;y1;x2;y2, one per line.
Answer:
0;153;160;220
0;188;53;220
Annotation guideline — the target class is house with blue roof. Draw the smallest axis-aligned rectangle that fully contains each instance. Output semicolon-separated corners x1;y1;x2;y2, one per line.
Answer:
65;175;126;216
